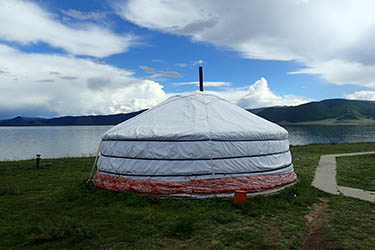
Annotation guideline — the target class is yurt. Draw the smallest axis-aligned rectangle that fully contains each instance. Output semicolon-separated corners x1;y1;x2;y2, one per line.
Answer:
92;92;297;197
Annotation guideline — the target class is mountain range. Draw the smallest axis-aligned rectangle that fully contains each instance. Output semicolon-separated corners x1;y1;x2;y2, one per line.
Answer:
257;99;375;124
0;110;145;126
1;99;375;126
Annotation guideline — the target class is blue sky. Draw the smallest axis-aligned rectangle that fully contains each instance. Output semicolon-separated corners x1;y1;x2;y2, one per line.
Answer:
0;0;374;119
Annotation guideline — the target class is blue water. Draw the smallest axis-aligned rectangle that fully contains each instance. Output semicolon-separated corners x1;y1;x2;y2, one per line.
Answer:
0;125;375;161
0;126;111;161
284;125;375;146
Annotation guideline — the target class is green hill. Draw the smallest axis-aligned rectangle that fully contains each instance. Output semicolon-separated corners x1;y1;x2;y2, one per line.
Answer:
0;110;145;126
257;99;375;124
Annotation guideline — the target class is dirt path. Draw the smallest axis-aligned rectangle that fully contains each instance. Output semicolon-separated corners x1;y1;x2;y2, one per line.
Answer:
300;198;336;250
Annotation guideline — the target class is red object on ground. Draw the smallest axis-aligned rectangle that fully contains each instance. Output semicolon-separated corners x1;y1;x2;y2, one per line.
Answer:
233;190;247;204
93;171;297;196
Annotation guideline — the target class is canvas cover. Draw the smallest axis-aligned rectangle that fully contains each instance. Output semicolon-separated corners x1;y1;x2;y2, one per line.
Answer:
94;92;296;195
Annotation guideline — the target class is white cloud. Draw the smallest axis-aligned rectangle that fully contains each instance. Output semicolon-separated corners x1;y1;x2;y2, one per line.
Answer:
0;44;168;117
0;44;310;118
107;80;169;113
193;59;205;65
235;77;312;108
345;91;375;101
290;60;375;88
176;63;187;67
159;71;182;78
139;65;156;74
61;9;107;20
116;0;375;87
174;81;231;87
174;77;310;109
166;78;310;110
0;0;137;57
139;65;182;78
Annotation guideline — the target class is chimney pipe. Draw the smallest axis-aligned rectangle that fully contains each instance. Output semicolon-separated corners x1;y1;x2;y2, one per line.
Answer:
199;66;203;92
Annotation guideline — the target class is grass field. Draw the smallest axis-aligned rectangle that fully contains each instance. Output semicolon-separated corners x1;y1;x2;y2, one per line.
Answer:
336;154;375;192
1;142;375;250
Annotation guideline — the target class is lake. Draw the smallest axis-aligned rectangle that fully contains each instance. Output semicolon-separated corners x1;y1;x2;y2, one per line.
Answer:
0;126;112;161
0;125;375;161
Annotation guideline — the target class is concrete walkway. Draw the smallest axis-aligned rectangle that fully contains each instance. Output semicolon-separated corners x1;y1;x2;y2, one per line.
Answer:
312;151;375;203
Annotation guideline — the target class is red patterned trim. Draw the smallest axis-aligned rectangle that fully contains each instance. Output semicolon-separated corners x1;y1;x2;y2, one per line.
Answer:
93;172;297;195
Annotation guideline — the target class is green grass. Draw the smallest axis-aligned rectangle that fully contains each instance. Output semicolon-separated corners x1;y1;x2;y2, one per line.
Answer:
31;216;96;243
336;154;375;191
325;196;375;249
0;143;375;249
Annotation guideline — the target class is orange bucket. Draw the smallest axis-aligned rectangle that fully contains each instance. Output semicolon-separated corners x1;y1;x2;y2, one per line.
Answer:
233;190;247;204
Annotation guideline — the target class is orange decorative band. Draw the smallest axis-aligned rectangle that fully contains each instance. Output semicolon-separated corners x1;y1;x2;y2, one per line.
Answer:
93;171;297;195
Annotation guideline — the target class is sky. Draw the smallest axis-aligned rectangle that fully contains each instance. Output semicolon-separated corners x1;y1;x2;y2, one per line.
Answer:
0;0;375;119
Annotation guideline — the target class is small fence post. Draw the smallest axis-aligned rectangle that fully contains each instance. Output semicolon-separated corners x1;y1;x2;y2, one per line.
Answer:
36;154;41;169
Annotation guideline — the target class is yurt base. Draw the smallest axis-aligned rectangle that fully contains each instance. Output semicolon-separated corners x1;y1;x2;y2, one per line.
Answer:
93;171;297;198
158;181;297;199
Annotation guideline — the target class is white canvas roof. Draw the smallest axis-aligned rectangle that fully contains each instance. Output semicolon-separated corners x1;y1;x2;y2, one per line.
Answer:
103;92;288;141
97;92;293;183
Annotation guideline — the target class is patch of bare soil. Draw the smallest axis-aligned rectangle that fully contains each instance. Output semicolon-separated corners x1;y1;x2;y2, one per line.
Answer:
301;197;337;250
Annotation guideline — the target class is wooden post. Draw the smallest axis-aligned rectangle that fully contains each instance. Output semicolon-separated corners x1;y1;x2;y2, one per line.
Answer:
36;154;41;169
199;66;203;92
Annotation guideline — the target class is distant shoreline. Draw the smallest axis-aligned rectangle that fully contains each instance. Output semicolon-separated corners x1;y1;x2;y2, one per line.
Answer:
280;118;375;126
2;120;375;127
0;124;114;127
